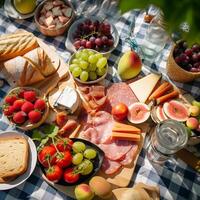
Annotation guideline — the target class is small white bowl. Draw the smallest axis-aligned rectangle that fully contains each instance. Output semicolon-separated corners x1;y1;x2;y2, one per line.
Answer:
68;49;108;84
0;131;37;190
65;16;119;57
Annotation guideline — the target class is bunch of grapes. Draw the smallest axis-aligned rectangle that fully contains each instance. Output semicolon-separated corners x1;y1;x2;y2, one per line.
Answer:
69;49;107;82
72;19;114;52
173;41;200;73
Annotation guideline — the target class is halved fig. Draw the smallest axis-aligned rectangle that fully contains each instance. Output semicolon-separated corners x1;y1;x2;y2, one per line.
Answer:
128;102;150;124
156;105;168;122
163;100;189;122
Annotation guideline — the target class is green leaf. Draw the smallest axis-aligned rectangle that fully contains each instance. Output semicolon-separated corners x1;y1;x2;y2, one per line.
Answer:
41;124;58;135
41;137;49;145
48;126;59;138
32;129;42;141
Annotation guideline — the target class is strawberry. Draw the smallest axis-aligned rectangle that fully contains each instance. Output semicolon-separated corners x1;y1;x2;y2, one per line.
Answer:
24;91;36;102
34;99;46;111
18;90;25;98
21;101;34;113
3;106;15;116
5;95;17;105
13;111;26;124
13;99;24;111
28;110;42;123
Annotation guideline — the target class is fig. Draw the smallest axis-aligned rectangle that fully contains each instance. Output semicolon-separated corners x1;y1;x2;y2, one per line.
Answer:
127;103;150;124
156;105;168;122
163;100;189;122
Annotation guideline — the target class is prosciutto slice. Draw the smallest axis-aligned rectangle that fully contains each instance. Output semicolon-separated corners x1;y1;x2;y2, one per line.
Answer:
101;158;121;175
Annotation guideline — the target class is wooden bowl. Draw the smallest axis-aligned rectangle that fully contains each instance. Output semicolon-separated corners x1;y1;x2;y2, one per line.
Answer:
34;0;75;37
167;44;200;83
68;49;108;85
3;87;49;131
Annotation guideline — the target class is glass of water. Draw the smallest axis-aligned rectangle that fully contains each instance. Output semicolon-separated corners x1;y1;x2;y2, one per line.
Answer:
140;15;169;62
147;120;188;164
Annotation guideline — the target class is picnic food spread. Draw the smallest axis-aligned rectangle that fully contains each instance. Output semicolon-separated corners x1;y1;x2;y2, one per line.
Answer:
0;1;200;200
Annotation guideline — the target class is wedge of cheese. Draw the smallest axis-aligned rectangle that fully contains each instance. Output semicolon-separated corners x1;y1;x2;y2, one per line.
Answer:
129;73;161;103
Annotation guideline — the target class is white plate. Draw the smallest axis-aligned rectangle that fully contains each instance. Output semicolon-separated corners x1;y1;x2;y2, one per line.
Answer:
0;131;37;190
4;0;36;19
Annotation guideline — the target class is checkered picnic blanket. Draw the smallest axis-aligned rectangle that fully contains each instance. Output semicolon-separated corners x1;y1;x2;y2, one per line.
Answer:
0;1;200;200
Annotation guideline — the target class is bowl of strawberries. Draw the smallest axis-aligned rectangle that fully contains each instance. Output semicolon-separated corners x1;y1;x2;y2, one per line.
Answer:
2;87;49;130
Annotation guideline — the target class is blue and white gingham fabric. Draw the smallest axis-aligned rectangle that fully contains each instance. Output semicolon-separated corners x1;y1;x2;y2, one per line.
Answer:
0;1;200;199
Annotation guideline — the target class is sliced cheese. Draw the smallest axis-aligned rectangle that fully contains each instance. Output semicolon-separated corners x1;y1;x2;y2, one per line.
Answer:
129;73;161;103
112;132;141;142
113;122;141;134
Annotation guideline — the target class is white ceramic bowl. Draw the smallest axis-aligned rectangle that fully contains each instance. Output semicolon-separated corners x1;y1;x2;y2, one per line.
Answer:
65;16;119;57
0;131;37;190
68;49;108;84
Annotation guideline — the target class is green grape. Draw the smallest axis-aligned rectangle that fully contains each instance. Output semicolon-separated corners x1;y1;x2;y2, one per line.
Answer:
80;71;89;82
88;55;98;64
79;60;89;69
75;51;82;59
72;58;80;64
96;67;106;76
81;52;89;61
96;57;107;69
72;142;86;153
78;159;93;175
69;64;78;72
72;67;82;77
84;148;97;159
95;53;103;59
82;49;89;53
88;51;95;55
88;64;97;72
72;153;83;165
89;72;97;81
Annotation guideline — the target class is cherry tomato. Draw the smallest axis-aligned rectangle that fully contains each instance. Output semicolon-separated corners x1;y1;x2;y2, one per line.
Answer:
55;151;72;168
38;145;57;168
56;138;73;152
45;165;63;182
63;168;80;183
112;103;128;121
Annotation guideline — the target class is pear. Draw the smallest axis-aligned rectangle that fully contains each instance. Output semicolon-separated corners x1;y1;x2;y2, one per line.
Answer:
118;50;142;80
13;0;36;14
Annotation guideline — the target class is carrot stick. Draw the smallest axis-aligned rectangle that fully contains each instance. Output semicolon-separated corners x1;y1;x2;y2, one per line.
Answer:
149;82;173;100
112;132;141;142
156;90;179;105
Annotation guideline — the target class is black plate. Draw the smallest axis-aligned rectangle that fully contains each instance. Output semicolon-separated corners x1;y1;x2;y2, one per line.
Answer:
39;138;105;186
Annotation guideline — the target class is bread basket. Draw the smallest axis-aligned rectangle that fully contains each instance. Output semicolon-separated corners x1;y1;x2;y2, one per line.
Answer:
166;44;200;83
34;0;75;37
3;87;49;131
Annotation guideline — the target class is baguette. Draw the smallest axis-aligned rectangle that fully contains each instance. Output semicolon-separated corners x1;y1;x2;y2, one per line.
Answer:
0;31;38;61
2;56;45;86
0;136;29;179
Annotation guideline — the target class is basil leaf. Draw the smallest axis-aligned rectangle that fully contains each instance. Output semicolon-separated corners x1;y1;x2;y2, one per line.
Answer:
32;129;42;141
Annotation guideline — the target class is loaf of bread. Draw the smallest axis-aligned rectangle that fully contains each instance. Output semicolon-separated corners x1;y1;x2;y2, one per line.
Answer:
23;47;58;77
2;55;45;86
0;136;29;181
0;31;38;61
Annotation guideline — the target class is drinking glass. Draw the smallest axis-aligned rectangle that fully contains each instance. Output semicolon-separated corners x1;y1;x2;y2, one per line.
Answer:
140;15;169;62
147;120;188;164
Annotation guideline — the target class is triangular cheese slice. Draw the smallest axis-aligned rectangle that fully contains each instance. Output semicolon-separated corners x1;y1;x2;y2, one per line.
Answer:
129;73;161;103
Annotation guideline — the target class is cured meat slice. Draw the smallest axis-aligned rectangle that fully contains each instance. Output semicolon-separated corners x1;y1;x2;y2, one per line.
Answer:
80;127;100;144
120;145;138;166
101;158;121;175
90;85;105;98
99;140;133;161
105;82;138;112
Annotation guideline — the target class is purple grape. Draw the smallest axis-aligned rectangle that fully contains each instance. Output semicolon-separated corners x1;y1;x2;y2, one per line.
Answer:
108;39;114;47
95;38;103;46
89;24;95;31
192;44;200;52
175;56;181;64
85;41;92;49
193;62;200;68
85;19;92;25
197;52;200;61
80;39;87;47
179;53;187;61
73;40;81;50
192;53;198;63
101;36;108;45
185;48;193;57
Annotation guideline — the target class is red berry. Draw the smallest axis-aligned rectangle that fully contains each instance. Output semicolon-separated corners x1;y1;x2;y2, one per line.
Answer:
18;90;25;98
24;91;36;102
3;106;15;116
13;111;26;124
13;99;24;111
28;110;42;123
21;101;34;113
5;95;17;105
34;99;46;111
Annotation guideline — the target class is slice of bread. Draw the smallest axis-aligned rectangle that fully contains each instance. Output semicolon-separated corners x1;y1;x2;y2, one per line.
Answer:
0;136;29;179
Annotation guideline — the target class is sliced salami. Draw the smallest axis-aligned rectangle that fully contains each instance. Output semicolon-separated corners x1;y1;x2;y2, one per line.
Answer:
120;145;138;166
101;158;121;175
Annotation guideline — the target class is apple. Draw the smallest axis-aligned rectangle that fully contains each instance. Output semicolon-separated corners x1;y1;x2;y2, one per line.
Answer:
117;50;142;80
13;0;36;14
186;117;199;130
189;105;200;117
